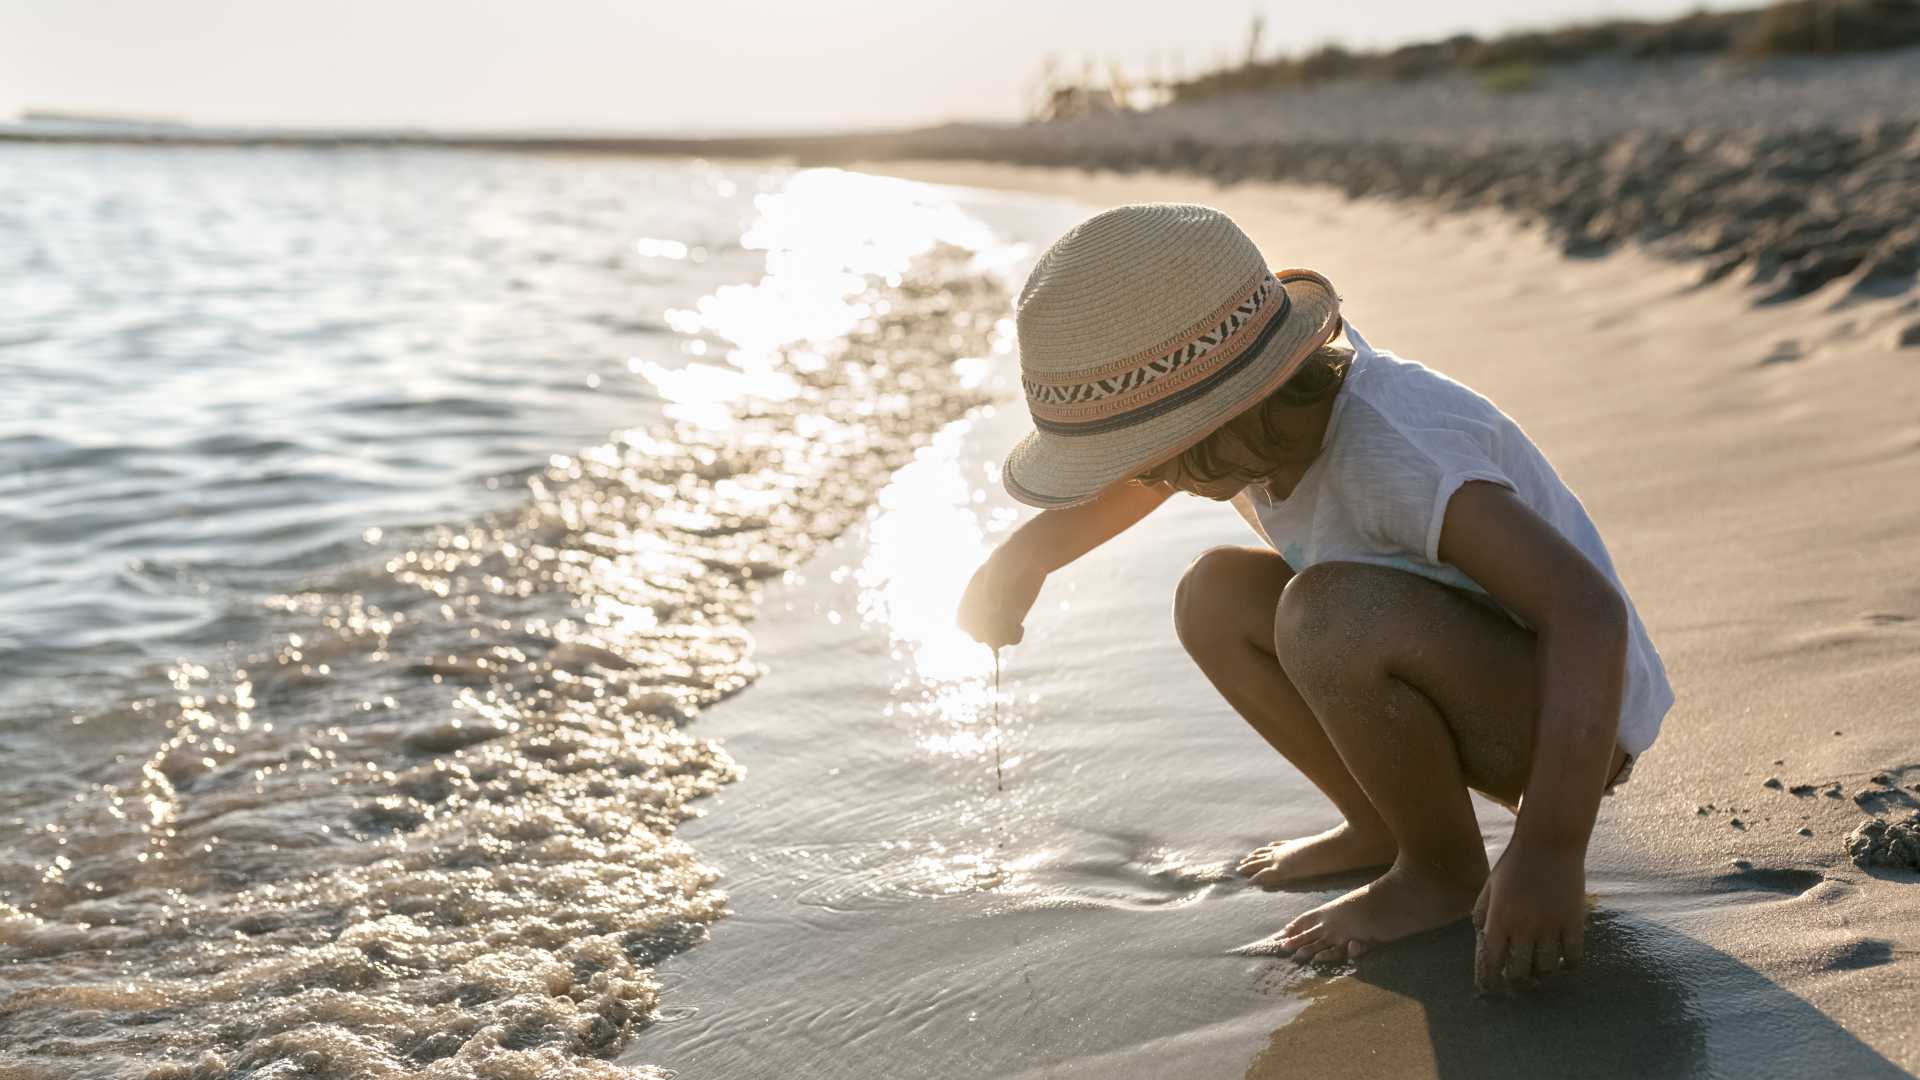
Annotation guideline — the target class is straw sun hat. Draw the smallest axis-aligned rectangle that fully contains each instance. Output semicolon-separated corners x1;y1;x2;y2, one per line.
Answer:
1003;203;1342;509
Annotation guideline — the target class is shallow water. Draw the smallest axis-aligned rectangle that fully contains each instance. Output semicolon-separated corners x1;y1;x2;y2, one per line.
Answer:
0;145;1082;1078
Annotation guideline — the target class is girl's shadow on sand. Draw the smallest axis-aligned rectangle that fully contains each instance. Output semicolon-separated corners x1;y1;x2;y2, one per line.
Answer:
1245;908;1907;1080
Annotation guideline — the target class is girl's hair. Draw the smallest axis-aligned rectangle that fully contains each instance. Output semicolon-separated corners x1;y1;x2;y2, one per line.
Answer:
1136;339;1353;490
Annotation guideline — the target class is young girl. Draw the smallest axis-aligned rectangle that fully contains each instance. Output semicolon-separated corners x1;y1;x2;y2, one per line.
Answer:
956;203;1673;989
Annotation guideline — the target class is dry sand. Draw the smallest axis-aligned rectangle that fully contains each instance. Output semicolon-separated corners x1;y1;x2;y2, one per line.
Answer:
631;160;1920;1078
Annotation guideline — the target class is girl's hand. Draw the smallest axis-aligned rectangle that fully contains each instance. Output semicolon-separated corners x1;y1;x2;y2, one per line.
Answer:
1471;842;1588;990
956;550;1044;648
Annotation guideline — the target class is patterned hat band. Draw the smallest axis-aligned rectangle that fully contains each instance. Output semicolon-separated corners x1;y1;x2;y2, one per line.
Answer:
1023;269;1293;437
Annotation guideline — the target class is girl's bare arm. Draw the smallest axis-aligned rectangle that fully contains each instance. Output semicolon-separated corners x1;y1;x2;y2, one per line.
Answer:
1437;479;1628;986
957;480;1176;646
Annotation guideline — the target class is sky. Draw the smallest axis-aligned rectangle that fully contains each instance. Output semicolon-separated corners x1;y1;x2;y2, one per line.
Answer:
0;0;1754;135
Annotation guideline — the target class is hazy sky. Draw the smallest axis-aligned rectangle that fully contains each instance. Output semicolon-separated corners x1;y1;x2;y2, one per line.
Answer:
1;0;1751;134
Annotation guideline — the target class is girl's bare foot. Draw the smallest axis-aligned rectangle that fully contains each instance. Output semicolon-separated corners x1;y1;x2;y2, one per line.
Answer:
1275;862;1486;965
1236;822;1397;887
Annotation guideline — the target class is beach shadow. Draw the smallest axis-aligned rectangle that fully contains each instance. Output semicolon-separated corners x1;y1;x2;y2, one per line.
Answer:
1244;909;1909;1080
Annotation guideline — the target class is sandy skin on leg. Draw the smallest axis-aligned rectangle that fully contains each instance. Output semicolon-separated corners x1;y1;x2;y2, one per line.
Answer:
1173;547;1399;885
1264;561;1544;963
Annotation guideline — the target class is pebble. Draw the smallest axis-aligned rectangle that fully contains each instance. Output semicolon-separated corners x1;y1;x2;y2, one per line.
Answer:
1798;827;1815;837
1730;817;1746;829
1763;776;1783;790
1845;813;1920;870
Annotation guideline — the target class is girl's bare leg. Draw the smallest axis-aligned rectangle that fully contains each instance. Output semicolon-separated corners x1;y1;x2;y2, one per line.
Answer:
1270;561;1548;965
1173;547;1396;884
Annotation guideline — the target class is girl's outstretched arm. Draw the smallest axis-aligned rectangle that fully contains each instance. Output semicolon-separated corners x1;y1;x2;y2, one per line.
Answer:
957;480;1176;647
1436;480;1629;988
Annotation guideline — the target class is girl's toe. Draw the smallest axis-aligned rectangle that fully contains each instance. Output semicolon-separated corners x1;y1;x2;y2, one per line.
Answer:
1274;926;1320;949
1311;944;1348;965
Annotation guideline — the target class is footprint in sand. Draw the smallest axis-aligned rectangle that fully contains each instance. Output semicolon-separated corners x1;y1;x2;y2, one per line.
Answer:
1757;338;1804;366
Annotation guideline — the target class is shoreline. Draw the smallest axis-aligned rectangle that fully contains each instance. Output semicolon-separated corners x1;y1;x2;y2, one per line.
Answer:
632;161;1920;1076
13;46;1917;320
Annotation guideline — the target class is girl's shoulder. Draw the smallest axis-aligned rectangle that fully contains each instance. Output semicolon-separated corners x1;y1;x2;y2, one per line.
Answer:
1327;351;1518;487
1343;350;1512;443
1347;348;1500;416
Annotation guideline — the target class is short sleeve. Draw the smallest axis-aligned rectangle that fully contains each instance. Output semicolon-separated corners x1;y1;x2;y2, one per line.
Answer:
1426;469;1515;562
1412;414;1515;562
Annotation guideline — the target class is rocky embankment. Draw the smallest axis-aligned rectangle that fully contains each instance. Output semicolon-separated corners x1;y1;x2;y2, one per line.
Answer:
882;50;1920;309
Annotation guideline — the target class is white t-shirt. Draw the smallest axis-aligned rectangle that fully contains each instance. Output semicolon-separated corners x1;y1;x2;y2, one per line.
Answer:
1228;320;1673;755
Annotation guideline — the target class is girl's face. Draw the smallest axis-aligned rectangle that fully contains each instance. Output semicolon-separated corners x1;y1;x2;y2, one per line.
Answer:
1138;390;1333;502
1139;436;1271;501
1159;462;1250;501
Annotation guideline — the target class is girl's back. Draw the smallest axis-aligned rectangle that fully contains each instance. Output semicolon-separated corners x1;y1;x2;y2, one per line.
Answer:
1237;323;1673;756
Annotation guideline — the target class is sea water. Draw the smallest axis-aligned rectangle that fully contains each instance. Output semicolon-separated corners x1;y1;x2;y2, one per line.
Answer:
0;144;1053;1078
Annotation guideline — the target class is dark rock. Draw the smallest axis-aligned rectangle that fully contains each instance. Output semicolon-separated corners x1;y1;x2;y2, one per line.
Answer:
1844;813;1920;871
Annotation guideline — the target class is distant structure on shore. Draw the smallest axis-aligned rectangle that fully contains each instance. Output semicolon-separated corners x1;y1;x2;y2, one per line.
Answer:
1030;0;1920;114
19;108;189;131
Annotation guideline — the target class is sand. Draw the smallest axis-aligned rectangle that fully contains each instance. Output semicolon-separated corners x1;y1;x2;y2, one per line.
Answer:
625;161;1920;1077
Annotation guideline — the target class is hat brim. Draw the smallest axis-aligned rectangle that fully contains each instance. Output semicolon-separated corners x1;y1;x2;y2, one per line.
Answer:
1002;269;1342;510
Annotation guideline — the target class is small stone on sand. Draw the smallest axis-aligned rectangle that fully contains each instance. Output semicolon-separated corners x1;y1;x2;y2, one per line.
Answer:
1763;777;1783;789
1730;818;1746;829
1798;827;1815;837
1844;813;1920;871
1731;858;1753;870
1696;805;1709;815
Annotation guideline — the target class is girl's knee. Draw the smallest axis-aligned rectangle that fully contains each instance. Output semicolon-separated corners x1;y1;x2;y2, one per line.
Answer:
1174;546;1279;652
1274;562;1417;673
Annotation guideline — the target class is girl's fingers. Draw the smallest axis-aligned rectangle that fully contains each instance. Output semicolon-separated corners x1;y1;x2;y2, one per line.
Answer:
1503;934;1537;985
1561;926;1585;970
1530;935;1561;980
1475;927;1507;990
1470;880;1492;931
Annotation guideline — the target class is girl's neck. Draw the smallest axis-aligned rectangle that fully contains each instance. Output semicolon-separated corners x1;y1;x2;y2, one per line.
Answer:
1257;393;1340;501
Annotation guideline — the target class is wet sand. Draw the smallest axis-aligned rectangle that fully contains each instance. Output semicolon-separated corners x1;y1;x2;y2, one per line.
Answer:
628;162;1920;1078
